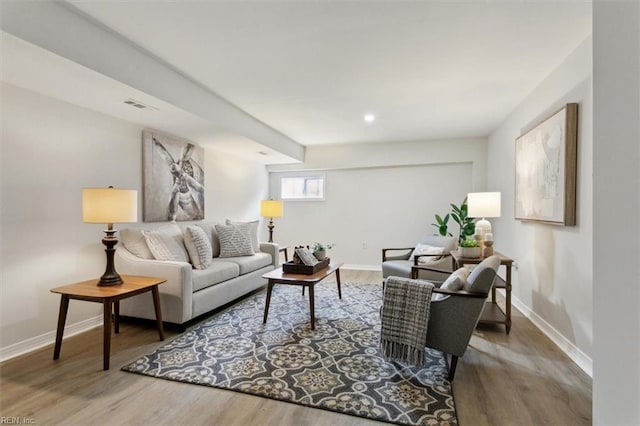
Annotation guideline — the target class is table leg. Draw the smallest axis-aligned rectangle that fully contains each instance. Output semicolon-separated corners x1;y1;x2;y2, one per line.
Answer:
151;286;165;341
308;284;315;330
114;300;120;334
53;295;70;360
506;266;512;334
263;280;274;325
335;268;342;299
103;300;112;370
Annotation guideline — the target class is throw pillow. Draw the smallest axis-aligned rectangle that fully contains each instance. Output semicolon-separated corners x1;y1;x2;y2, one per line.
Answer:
143;224;189;262
195;222;221;257
215;223;255;258
119;228;154;259
432;267;470;301
226;219;260;252
184;225;213;270
409;243;444;264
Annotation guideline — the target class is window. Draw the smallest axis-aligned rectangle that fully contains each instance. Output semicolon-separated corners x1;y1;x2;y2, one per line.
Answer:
280;175;325;200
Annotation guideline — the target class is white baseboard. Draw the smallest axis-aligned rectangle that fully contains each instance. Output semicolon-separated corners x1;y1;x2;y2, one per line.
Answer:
342;264;382;271
503;289;593;377
0;315;103;363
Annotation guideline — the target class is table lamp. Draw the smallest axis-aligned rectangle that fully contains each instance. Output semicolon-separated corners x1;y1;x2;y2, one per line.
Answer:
467;191;501;240
83;186;138;286
260;200;283;243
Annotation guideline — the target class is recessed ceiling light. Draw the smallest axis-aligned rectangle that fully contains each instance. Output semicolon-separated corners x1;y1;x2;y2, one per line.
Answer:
364;114;376;123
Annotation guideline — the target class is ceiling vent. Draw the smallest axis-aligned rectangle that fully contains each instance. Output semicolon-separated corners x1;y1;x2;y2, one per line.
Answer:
258;151;270;156
123;99;158;111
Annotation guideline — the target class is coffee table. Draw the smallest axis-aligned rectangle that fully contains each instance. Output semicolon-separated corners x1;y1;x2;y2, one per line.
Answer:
262;262;343;330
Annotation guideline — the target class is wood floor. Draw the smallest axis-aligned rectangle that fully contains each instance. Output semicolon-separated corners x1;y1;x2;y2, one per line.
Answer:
0;269;591;425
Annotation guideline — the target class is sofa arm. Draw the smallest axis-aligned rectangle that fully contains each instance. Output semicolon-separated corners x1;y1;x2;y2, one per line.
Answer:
259;242;280;268
115;247;194;321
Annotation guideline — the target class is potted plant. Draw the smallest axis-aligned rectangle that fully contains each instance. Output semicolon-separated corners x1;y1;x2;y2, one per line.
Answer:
312;242;334;260
431;197;476;244
459;237;481;258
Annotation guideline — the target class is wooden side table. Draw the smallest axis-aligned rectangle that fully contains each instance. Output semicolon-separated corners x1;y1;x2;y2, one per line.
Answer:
50;275;166;370
262;262;343;330
450;250;514;334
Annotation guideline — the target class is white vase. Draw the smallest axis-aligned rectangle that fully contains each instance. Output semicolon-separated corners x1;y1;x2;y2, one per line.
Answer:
313;250;326;260
460;246;481;258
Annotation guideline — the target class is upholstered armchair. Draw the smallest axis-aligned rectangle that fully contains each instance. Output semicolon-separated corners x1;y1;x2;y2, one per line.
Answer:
381;235;458;282
410;255;501;380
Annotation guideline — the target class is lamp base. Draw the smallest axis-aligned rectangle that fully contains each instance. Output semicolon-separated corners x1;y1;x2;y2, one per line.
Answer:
267;218;275;243
98;228;123;286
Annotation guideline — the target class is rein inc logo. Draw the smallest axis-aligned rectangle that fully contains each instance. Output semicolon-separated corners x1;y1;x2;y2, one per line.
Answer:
0;418;35;424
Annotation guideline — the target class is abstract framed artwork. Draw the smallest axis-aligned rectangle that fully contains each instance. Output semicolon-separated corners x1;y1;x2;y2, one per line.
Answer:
142;129;205;222
514;103;578;225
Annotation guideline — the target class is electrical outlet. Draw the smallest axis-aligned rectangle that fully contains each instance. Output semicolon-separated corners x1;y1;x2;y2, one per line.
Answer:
362;242;367;250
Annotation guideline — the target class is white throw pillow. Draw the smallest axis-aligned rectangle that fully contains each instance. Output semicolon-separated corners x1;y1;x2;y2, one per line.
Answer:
215;223;255;258
119;228;154;259
432;267;470;301
184;225;213;270
409;243;444;264
226;219;260;252
143;224;189;262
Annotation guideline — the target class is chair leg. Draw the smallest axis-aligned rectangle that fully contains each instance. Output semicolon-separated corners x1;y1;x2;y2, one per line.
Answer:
448;355;459;380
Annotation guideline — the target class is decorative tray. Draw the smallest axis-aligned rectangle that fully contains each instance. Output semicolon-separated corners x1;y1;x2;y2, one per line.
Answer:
282;258;330;275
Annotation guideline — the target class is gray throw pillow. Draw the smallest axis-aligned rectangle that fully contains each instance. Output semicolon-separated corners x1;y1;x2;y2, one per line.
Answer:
432;267;470;301
120;228;154;259
184;225;213;270
143;224;189;262
226;219;260;252
215;223;255;258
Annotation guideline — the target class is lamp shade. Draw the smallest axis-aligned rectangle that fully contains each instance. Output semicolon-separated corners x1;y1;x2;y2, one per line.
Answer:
260;200;283;218
467;192;501;218
82;188;138;224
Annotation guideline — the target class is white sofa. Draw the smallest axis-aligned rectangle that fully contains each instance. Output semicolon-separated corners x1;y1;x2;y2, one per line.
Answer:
115;222;279;326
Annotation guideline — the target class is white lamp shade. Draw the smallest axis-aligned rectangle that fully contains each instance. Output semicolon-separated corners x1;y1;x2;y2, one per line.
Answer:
261;200;283;218
467;192;501;218
82;188;138;224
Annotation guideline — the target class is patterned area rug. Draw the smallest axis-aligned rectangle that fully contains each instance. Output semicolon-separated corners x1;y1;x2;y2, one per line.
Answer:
122;281;457;425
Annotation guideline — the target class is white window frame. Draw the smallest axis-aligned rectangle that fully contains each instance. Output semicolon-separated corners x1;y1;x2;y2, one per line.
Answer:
279;173;326;201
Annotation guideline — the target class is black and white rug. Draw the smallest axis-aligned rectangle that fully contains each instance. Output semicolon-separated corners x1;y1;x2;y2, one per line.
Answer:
122;281;457;425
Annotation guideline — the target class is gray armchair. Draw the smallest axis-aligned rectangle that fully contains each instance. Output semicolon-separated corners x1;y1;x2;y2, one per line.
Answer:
410;255;500;380
382;235;458;282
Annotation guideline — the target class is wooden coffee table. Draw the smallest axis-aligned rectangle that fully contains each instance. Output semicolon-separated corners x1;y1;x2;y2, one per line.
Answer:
262;262;343;330
50;275;166;370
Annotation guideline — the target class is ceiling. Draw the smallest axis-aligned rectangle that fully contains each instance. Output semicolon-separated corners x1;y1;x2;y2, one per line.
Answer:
3;1;591;158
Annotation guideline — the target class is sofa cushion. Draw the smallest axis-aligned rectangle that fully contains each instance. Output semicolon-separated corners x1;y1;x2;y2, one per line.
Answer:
214;252;272;275
215;223;255;258
226;219;260;252
143;224;189;262
381;260;413;279
184;225;213;270
120;228;154;259
194;222;221;258
192;261;240;292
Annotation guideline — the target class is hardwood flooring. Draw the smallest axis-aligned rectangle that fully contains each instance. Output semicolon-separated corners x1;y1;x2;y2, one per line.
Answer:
0;269;591;425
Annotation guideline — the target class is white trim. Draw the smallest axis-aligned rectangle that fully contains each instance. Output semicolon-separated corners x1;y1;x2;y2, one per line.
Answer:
501;289;593;377
342;264;382;271
0;315;103;363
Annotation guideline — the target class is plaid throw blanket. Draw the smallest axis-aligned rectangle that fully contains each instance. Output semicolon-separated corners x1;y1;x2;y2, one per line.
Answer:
380;277;433;365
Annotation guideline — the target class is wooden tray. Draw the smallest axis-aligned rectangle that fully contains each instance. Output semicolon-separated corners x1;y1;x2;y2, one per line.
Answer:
282;258;330;275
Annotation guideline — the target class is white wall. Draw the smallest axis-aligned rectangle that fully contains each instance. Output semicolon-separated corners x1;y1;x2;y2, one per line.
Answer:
268;138;487;267
592;3;640;424
0;83;268;357
487;36;593;373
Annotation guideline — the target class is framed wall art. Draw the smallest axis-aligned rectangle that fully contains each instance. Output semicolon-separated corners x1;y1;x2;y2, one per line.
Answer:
514;103;578;225
143;129;205;222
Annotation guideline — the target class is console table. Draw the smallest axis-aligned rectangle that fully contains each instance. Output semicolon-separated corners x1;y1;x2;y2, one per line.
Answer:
450;250;514;334
51;275;166;370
